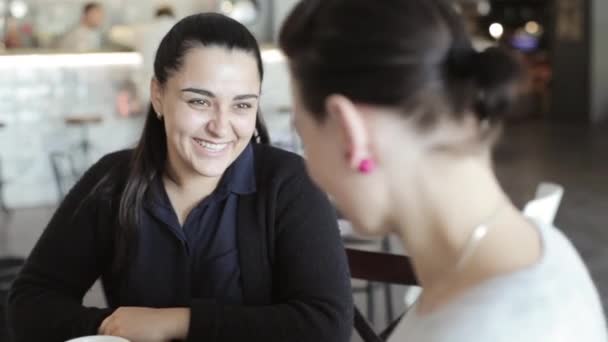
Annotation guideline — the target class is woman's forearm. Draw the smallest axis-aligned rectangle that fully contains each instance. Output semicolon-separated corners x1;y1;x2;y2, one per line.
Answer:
162;308;191;340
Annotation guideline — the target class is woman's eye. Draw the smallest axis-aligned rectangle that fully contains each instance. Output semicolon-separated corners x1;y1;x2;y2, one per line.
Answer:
188;99;211;107
235;103;253;110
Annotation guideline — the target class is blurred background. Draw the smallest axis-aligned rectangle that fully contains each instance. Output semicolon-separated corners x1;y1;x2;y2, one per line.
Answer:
0;0;606;341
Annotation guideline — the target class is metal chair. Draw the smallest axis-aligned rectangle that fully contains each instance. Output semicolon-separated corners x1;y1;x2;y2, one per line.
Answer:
0;124;26;340
49;151;81;200
0;158;12;229
0;257;25;341
523;182;564;225
0;157;15;254
346;248;418;341
0;122;12;231
340;219;396;326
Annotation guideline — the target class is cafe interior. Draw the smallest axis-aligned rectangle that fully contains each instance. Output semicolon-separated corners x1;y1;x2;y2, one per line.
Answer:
1;0;607;341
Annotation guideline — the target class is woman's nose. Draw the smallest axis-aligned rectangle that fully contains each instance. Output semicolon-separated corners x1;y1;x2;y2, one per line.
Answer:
206;109;230;137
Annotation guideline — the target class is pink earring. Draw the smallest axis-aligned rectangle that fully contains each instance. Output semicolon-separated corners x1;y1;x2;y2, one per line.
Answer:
358;158;376;174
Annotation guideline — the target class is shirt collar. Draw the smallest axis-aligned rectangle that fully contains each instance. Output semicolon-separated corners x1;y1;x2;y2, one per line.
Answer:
219;143;256;195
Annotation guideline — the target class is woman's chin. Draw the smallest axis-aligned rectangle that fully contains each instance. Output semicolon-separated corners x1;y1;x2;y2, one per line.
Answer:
191;164;227;178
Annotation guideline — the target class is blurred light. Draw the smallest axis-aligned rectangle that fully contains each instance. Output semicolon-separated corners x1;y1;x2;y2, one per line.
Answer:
0;53;142;69
0;1;5;14
511;31;539;52
525;21;542;35
220;0;234;14
477;1;491;16
261;49;285;64
489;23;504;40
228;1;257;24
10;1;28;19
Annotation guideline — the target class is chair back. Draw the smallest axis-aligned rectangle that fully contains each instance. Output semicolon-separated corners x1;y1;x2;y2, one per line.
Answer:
49;151;81;200
346;248;417;341
523;182;564;225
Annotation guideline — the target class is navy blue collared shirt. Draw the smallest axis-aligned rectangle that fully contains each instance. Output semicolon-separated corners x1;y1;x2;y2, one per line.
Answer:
116;144;256;308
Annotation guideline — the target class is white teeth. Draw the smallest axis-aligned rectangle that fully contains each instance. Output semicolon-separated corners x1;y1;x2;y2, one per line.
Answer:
194;139;228;152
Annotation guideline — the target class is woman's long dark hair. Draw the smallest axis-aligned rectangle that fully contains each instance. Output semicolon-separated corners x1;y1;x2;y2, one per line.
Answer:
113;13;269;274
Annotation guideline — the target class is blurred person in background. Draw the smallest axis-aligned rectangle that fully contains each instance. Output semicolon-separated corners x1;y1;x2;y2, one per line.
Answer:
57;2;105;51
3;17;23;49
8;13;352;342
2;16;36;49
110;5;177;101
279;0;607;341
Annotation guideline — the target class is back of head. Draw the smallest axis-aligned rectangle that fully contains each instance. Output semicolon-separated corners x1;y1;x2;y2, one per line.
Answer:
279;0;521;130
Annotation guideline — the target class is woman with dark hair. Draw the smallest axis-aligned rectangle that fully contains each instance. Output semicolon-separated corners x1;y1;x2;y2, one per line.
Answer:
8;13;352;342
280;0;606;341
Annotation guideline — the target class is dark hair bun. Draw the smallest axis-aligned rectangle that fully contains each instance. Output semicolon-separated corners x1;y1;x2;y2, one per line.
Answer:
472;47;522;120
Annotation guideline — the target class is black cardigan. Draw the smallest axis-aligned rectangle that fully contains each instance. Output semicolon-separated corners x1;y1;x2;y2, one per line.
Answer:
7;144;353;342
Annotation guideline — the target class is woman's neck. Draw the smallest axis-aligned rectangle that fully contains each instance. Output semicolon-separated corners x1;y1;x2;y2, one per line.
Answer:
164;152;220;196
163;153;221;225
389;154;541;296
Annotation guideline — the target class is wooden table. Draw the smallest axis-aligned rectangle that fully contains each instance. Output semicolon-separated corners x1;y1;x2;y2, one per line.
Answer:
64;115;103;126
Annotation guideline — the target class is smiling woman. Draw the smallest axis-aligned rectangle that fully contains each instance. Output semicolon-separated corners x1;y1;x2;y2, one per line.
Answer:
152;46;262;191
7;13;352;342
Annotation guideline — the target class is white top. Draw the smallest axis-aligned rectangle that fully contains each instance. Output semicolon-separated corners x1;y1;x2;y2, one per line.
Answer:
388;220;607;342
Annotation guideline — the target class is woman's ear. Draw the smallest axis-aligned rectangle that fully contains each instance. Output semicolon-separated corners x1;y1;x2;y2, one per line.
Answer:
150;78;164;117
325;94;372;170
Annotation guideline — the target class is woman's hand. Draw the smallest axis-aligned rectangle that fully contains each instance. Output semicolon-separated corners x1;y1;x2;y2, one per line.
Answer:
99;307;190;342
